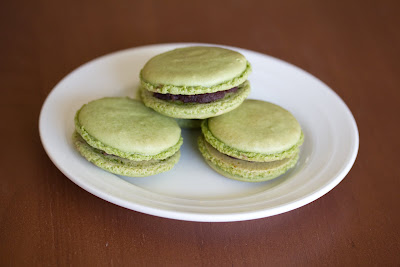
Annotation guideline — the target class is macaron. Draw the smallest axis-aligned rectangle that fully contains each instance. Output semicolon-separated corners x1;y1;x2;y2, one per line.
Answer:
140;46;251;119
73;97;183;177
198;99;304;182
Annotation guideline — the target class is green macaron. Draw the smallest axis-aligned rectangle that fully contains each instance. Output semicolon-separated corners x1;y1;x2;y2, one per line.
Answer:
139;46;251;119
73;97;183;177
198;99;304;182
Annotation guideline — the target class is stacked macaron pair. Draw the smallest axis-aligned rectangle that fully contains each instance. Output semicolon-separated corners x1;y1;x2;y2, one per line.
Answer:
73;97;183;177
198;100;304;182
139;46;252;128
73;45;304;182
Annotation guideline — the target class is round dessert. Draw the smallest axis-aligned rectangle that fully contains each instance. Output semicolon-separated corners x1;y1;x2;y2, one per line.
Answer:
198;99;304;182
140;46;251;119
73;97;183;177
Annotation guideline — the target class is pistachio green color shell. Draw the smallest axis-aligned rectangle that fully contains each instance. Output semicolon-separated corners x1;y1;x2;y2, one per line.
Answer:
202;100;304;161
73;132;180;177
140;46;251;95
75;97;183;161
198;136;299;182
140;81;251;119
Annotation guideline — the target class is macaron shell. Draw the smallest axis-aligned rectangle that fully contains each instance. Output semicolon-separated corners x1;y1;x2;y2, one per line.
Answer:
76;97;182;157
207;100;302;155
73;132;180;177
140;80;251;119
140;46;251;95
198;136;299;182
201;119;303;162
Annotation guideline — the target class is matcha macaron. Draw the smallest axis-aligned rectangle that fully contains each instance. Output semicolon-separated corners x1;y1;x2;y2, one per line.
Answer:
73;97;183;177
140;46;251;119
198;100;304;182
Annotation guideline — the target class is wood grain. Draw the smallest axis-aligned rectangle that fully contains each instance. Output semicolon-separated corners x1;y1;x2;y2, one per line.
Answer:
1;0;399;265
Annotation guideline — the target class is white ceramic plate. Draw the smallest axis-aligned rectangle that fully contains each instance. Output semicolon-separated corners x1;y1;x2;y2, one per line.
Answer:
39;43;359;222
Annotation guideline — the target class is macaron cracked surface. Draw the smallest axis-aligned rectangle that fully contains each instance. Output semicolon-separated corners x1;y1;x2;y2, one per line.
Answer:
198;99;304;182
73;97;183;177
140;46;251;119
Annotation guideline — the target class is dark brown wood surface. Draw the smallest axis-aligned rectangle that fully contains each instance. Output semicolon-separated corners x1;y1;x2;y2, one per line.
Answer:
1;0;399;266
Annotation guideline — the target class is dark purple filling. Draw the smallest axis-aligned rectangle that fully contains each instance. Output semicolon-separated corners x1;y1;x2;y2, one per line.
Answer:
153;87;238;103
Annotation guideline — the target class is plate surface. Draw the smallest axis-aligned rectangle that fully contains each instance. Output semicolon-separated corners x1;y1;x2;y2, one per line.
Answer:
39;43;359;222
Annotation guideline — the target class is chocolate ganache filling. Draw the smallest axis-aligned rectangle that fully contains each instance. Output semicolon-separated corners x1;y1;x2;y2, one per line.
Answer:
153;87;238;103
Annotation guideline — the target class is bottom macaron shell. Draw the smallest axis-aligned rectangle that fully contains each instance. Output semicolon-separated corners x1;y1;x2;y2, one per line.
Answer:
73;132;180;177
198;136;299;182
140;81;250;119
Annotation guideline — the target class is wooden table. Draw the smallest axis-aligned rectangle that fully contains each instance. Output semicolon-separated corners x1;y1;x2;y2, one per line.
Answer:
1;0;399;265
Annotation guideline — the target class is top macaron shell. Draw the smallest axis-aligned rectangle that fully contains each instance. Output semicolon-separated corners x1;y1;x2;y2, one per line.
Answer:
75;97;182;160
203;100;303;161
140;46;251;95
